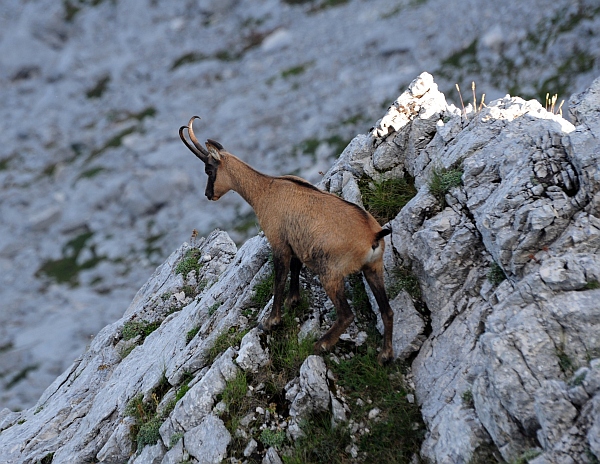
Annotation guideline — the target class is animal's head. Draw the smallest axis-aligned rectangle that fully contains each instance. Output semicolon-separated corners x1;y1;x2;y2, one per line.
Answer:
179;116;231;201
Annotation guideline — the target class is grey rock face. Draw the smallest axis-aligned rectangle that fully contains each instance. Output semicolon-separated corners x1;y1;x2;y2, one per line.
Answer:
288;355;330;419
2;73;600;464
236;328;270;374
184;414;231;463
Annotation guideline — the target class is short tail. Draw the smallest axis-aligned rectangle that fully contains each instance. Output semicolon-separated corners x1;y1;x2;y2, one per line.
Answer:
372;228;392;249
375;228;392;241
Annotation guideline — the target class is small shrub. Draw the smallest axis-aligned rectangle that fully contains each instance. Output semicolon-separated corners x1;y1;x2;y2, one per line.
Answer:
556;343;575;376
487;262;506;286
584;280;600;290
125;375;174;453
360;176;417;224
135;416;162;450
175;249;203;276
462;390;474;408
186;326;200;344
259;428;287;450
122;320;161;342
208;302;222;316
428;166;463;206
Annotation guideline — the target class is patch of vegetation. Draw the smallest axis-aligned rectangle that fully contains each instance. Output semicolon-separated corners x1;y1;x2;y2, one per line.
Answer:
260;428;287;450
78;166;106;180
171;52;208;70
122;320;161;342
0;158;10;171
175;249;203;276
330;347;425;462
252;271;275;309
281;62;313;79
487;262;507;286
508;449;542;464
284;327;424;463
208;302;222;316
88;126;138;161
217;369;263;457
206;327;249;366
428;166;463;207
267;293;316;388
63;0;114;22
285;411;353;463
86;75;111;99
380;0;428;19
462;390;474;408
388;266;422;301
39;452;54;464
125;375;175;453
360;176;417;224
556;340;575;376
36;231;104;286
584;280;600;290
186;326;200;344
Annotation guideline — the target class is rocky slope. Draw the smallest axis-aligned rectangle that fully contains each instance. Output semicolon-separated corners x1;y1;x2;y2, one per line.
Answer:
1;0;600;411
1;73;599;463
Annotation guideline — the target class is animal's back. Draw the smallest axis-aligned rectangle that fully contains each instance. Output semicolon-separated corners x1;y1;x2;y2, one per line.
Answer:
256;177;383;276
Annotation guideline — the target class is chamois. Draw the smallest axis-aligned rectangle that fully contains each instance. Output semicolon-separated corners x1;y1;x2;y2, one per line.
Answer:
179;116;395;363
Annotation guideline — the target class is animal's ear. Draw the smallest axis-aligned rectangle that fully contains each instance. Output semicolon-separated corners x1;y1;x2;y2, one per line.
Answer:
205;139;223;161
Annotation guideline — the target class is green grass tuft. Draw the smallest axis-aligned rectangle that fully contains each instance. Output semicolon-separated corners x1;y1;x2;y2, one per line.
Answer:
285;412;352;463
428;166;463;207
206;328;249;366
260;428;287;450
186;326;200;344
252;271;275;308
360;176;417;224
122;320;161;342
175;249;203;276
487;262;506;286
331;350;425;463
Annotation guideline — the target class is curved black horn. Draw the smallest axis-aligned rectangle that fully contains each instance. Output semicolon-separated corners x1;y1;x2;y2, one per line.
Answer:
179;116;208;162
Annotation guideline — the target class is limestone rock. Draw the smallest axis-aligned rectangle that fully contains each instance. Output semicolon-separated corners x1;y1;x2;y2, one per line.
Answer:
184;414;230;463
236;328;270;374
289;355;330;419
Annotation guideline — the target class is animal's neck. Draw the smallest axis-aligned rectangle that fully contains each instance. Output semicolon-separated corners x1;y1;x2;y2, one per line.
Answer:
226;155;271;210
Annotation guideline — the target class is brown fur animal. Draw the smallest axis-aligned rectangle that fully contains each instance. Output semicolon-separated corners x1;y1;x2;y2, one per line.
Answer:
180;116;394;363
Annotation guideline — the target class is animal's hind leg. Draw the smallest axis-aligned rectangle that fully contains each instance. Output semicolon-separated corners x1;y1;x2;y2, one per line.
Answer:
285;256;302;308
261;250;290;331
314;277;354;353
363;264;394;364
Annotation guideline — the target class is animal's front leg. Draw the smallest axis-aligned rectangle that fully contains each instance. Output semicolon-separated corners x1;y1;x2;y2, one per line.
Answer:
261;251;290;331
